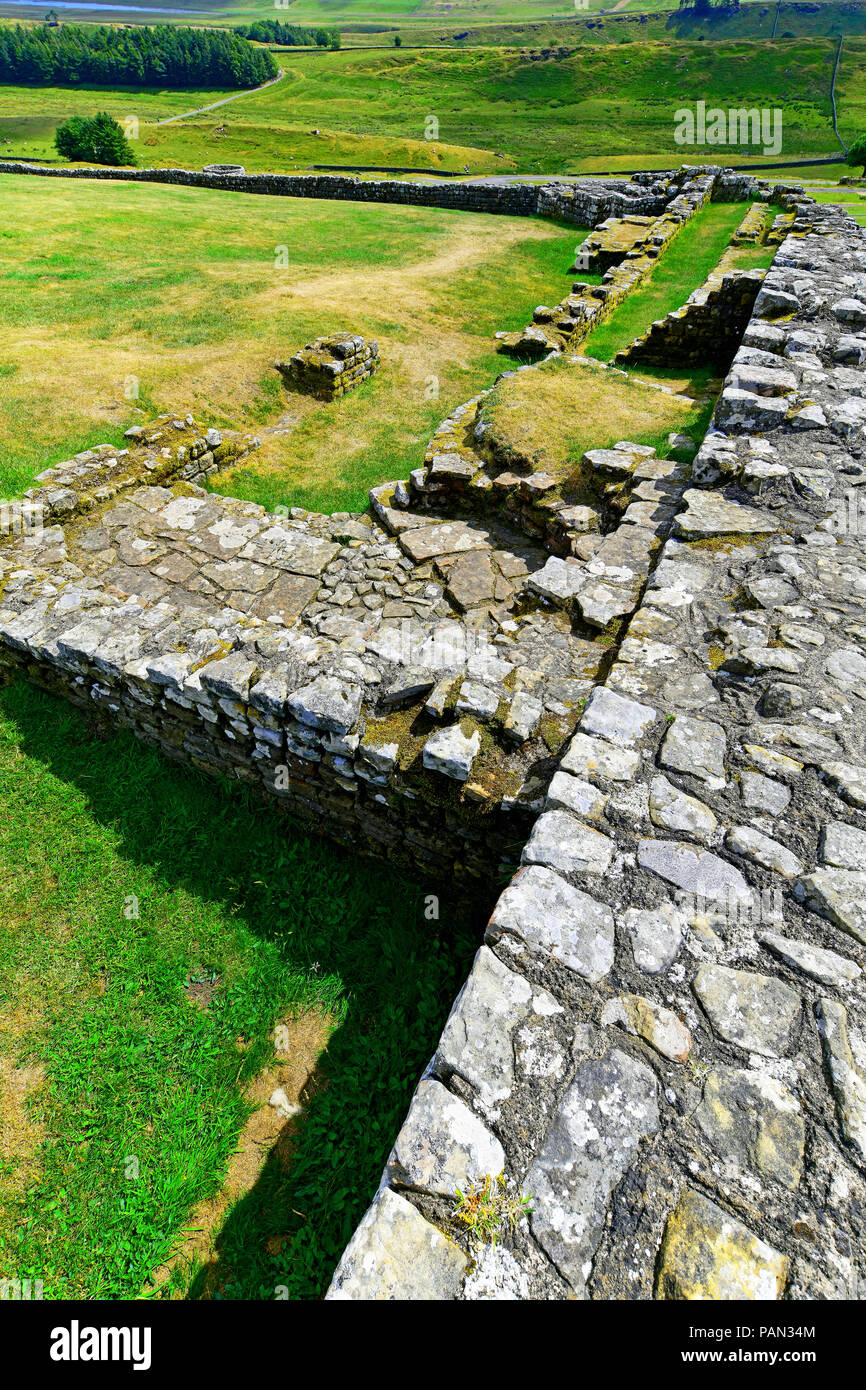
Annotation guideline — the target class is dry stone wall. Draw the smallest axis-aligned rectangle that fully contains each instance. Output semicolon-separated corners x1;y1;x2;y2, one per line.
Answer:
497;170;721;358
328;195;866;1301
615;254;767;371
1;181;719;894
497;171;799;363
0;162;671;224
0;460;555;887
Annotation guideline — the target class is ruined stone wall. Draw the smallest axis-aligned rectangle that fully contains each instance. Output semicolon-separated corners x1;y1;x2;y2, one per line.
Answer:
3;168;864;1301
275;333;380;401
19;415;260;528
498;170;725;359
2;177;719;901
615;258;766;371
0;162;671;223
498;171;802;363
0;438;544;889
328;198;866;1301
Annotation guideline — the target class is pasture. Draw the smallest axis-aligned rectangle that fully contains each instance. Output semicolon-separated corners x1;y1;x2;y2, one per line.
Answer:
0;172;587;510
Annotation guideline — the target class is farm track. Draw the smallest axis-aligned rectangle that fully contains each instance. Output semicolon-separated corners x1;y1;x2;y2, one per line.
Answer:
153;66;284;127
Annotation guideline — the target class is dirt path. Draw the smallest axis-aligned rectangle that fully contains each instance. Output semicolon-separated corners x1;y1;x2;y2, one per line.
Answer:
154;68;284;127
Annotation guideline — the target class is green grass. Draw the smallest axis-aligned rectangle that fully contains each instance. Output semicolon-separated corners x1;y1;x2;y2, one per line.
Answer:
152;37;865;173
583;201;775;363
0;34;860;174
0;171;586;510
0;677;476;1299
6;0;866;47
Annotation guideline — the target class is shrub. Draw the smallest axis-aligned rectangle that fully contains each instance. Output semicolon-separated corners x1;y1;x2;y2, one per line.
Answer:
54;112;137;167
848;134;866;179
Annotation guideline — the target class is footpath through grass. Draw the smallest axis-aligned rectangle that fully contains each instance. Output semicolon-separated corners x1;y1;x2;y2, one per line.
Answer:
0;679;476;1299
583;201;776;364
0;172;584;512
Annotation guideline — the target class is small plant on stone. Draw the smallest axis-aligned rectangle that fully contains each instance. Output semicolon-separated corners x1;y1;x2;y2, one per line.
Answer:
452;1173;532;1246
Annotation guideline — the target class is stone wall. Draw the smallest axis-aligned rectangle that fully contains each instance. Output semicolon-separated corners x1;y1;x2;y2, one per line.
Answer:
0;161;671;224
17;415;260;528
497;170;721;358
370;361;692;565
3;167;864;1301
1;173;721;900
497;170;803;363
328;196;866;1301
0;438;551;888
615;254;766;371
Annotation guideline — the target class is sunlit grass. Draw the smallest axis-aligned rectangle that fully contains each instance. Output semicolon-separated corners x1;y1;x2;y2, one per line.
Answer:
0;678;476;1299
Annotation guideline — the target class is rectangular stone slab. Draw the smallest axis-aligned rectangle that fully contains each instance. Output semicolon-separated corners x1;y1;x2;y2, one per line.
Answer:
399;521;493;563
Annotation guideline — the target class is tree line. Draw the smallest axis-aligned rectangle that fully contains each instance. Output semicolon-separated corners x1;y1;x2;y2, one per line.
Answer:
233;21;340;50
676;0;740;12
0;24;278;89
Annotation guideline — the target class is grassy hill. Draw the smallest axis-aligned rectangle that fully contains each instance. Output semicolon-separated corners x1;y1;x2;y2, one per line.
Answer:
1;35;862;174
5;0;866;46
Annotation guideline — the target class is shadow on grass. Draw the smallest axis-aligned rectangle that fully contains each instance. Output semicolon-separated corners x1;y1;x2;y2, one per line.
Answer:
0;678;486;1299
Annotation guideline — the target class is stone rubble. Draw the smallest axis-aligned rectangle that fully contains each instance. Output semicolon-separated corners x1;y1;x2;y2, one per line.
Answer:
275;331;379;401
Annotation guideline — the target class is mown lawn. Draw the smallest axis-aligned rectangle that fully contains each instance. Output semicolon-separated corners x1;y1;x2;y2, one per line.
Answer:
0;172;586;509
0;679;477;1299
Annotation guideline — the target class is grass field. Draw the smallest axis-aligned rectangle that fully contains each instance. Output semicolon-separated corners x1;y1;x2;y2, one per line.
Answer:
4;0;866;47
0;172;587;511
0;678;476;1299
2;34;864;175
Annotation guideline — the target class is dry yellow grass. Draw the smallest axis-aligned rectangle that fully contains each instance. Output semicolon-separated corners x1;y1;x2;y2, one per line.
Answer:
0;173;582;510
0;1057;45;1208
481;357;704;482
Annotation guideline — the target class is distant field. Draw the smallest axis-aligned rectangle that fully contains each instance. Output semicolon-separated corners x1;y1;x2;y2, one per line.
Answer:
5;0;866;47
0;173;587;511
1;36;860;175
